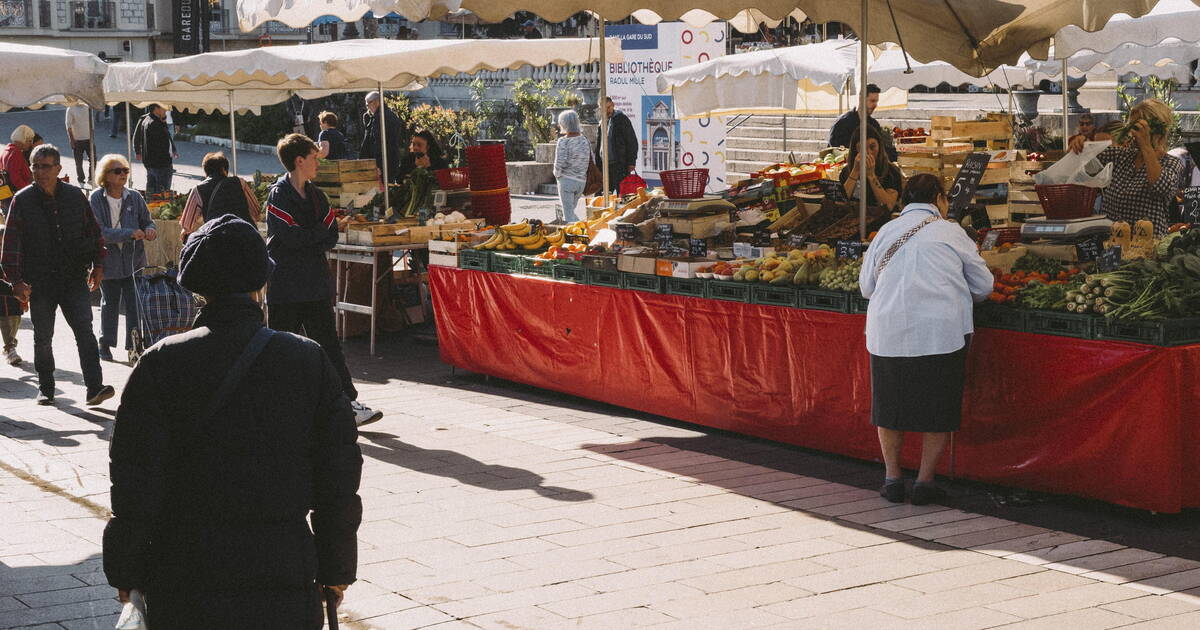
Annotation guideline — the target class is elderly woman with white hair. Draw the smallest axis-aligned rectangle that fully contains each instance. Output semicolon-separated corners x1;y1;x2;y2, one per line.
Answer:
1;124;37;208
553;110;591;223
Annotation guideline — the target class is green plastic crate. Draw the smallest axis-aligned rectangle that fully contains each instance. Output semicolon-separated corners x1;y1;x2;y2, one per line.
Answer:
706;280;751;303
521;257;555;278
1095;317;1200;347
1025;310;1098;339
586;268;621;288
552;263;586;283
752;284;799;308
798;288;850;313
458;248;490;271
974;303;1026;332
490;252;525;275
849;295;869;315
620;272;664;293
666;277;707;298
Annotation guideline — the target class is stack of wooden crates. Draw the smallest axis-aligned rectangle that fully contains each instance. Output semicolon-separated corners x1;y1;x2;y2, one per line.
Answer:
897;114;1013;188
314;159;378;209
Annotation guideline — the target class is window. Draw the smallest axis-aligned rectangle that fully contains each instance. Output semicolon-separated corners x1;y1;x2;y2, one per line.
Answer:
145;1;153;29
70;0;114;29
38;0;48;27
0;0;32;28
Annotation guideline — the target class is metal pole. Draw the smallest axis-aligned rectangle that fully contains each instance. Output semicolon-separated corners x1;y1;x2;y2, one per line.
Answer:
599;20;610;205
782;114;788;155
859;0;869;240
228;91;238;176
87;109;95;186
379;81;390;217
125;103;133;186
1061;57;1069;152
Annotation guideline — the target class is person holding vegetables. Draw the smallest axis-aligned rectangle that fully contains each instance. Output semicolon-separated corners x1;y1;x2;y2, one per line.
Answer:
858;173;993;506
1069;99;1184;236
840;125;902;210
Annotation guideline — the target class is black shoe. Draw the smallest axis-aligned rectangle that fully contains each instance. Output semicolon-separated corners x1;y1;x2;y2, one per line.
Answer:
98;345;114;361
911;483;947;506
37;391;54;405
880;479;906;503
86;385;115;406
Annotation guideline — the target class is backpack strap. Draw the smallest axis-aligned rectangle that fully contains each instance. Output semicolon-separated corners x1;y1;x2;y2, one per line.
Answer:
194;327;274;432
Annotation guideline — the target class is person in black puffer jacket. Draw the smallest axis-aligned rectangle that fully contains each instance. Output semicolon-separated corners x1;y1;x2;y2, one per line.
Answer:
103;215;363;629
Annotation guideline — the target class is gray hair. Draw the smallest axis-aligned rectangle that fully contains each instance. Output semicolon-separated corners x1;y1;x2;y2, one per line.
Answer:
365;90;381;104
30;143;60;165
558;109;581;133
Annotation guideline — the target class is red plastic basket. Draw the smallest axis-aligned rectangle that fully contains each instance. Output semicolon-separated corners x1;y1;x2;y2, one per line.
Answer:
1035;184;1099;220
660;168;709;199
433;168;470;190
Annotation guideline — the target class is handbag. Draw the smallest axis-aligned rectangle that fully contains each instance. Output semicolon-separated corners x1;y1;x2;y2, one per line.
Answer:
114;589;150;629
618;172;648;197
876;214;942;276
583;155;602;196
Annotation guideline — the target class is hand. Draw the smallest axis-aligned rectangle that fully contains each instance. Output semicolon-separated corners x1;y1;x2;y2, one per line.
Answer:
414;155;431;168
135;154;142;162
131;229;145;240
13;282;30;303
116;589;130;603
172;151;180;160
88;267;103;292
866;152;877;173
1130;119;1152;150
1068;134;1087;154
144;228;157;241
628;165;636;173
320;584;348;609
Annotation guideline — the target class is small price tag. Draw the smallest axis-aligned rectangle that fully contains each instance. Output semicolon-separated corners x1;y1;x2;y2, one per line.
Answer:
968;204;993;231
688;238;708;257
787;233;810;248
751;228;772;247
1181;186;1200;224
819;179;848;202
615;223;639;242
655;223;674;245
980;230;1001;252
1098;245;1122;272
1074;234;1104;262
836;239;864;260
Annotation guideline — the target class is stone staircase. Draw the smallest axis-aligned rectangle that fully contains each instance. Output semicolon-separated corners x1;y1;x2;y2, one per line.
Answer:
724;108;989;184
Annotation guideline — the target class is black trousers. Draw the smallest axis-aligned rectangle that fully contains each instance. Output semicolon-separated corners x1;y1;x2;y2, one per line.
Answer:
267;299;358;400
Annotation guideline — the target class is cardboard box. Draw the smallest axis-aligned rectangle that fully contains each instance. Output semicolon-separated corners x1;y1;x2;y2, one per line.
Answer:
656;257;711;278
733;243;776;259
657;213;728;239
980;245;1027;272
428;252;459;267
429;239;465;254
582;253;618;271
618;254;658;275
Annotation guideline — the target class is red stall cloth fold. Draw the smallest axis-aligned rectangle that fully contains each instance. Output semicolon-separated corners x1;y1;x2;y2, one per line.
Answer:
430;267;1200;513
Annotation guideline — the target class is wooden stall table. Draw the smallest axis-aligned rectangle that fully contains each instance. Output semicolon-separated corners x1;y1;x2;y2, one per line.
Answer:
329;242;427;355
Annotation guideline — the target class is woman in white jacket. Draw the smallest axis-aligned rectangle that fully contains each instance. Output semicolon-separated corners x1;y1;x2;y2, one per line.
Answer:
553;110;591;223
858;173;993;506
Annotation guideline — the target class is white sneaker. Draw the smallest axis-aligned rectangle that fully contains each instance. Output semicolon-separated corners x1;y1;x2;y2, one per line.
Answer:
4;348;20;366
351;401;382;427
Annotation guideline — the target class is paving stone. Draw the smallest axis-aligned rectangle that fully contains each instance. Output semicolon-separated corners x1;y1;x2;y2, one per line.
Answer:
890;559;1043;593
986;582;1143;618
1083;557;1200;585
872;582;1031;619
1101;595;1200;620
1111;613;1200;630
761;583;920;619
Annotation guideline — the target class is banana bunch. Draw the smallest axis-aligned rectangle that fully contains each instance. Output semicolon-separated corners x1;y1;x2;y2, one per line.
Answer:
476;221;566;251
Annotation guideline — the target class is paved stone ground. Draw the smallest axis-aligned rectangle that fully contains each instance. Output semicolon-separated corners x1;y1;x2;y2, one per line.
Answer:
3;311;1200;629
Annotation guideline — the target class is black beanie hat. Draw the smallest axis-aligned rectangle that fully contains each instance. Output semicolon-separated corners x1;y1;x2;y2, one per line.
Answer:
178;214;273;295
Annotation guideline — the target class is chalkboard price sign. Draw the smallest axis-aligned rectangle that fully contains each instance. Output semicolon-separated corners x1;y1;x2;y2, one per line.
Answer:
836;239;865;260
615;223;640;242
980;230;1000;251
688;238;708;257
751;228;772;246
819;179;848;202
968;204;993;231
947;153;992;219
1074;234;1104;262
787;233;810;248
655;223;674;245
1099;245;1123;272
1181;186;1200;224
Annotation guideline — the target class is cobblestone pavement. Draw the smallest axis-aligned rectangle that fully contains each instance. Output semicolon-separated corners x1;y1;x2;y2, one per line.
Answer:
2;311;1200;630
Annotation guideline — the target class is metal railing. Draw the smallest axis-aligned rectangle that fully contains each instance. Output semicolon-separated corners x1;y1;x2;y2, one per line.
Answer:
0;0;31;27
69;0;114;29
427;63;600;89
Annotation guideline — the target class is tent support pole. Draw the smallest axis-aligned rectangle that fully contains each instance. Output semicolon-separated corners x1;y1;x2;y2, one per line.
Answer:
125;104;133;186
600;20;610;206
782;114;788;154
87;109;95;186
859;0;869;240
1062;57;1069;152
380;81;390;218
228;91;238;176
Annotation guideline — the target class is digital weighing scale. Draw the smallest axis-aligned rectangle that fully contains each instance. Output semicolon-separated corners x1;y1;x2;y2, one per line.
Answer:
1020;216;1113;243
657;196;737;216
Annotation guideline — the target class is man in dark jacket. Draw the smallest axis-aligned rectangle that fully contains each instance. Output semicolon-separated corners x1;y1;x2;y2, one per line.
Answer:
595;97;639;193
827;84;898;162
359;91;403;183
133;104;177;194
0;144;114;406
266;133;382;427
103;215;363;629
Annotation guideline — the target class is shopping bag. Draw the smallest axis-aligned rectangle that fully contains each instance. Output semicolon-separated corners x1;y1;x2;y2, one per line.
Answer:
1034;141;1112;188
618;172;647;196
114;589;149;629
583;160;602;196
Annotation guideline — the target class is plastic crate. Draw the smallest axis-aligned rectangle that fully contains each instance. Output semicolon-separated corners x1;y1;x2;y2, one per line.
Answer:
1095;317;1200;347
666;277;707;298
458;248;491;271
974;303;1026;331
798;288;850;313
490;252;525;275
620;272;664;293
1025;310;1097;339
849;294;870;315
706;280;751;303
752;284;799;308
553;262;586;283
522;257;555;278
586;268;621;288
660;168;709;199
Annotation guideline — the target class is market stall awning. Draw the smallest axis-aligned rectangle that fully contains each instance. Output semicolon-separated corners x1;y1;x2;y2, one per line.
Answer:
238;0;461;31
1024;40;1200;83
630;7;807;34
870;44;1030;91
1051;0;1200;58
655;40;906;119
0;42;108;111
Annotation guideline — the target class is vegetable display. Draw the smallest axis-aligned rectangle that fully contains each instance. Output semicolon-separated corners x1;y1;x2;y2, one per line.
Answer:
398;167;437;218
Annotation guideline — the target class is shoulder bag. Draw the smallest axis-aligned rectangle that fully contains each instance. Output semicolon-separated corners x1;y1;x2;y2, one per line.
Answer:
876;214;942;276
583;153;602;196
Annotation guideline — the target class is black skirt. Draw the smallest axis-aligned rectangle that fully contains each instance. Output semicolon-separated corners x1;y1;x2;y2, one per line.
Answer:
870;337;969;433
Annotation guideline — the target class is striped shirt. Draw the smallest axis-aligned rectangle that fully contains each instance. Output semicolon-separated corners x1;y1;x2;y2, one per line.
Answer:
554;135;591;183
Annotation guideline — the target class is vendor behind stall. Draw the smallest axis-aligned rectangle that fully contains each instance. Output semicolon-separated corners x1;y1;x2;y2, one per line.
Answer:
1070;98;1184;236
840;125;902;210
397;130;449;183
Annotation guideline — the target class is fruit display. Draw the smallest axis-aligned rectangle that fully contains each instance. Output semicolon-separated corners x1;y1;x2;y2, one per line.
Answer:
891;126;927;139
475;221;566;251
818;258;863;292
725;247;838;286
533;243;588;263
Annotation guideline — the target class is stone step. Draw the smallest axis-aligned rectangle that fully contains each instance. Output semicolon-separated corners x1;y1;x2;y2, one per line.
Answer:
727;127;831;143
725;136;828;151
727;155;820;175
537;182;559;196
726;146;825;163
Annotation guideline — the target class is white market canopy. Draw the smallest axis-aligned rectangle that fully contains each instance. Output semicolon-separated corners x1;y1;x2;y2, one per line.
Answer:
0;42;108;111
1024;41;1200;83
1051;0;1200;58
869;44;1029;91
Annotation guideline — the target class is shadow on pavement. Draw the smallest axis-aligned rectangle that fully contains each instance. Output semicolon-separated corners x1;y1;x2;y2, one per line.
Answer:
0;553;120;629
358;431;593;502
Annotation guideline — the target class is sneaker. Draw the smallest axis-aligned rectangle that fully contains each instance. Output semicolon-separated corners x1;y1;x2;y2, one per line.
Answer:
86;385;116;406
98;345;114;361
880;478;906;503
36;390;54;405
3;348;20;366
351;401;383;427
911;483;947;506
